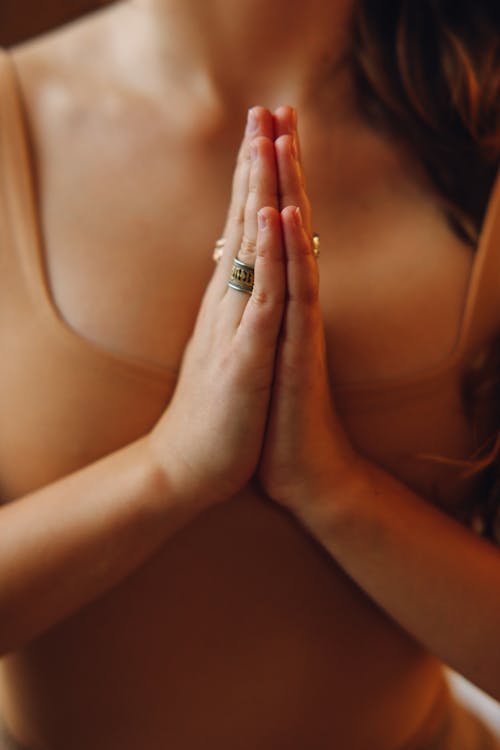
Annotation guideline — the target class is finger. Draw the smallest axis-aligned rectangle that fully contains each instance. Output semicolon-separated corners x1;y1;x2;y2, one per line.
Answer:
210;107;274;295
275;133;313;240
280;205;321;353
235;206;285;355
273;105;295;137
222;135;279;327
274;105;305;166
238;135;278;267
222;107;275;242
273;105;297;142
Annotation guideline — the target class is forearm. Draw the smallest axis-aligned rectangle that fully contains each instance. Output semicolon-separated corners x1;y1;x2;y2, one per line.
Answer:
0;106;286;656
295;459;500;701
0;437;205;656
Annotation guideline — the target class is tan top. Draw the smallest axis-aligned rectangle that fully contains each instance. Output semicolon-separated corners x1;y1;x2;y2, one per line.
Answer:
0;49;175;502
0;44;499;749
2;44;498;509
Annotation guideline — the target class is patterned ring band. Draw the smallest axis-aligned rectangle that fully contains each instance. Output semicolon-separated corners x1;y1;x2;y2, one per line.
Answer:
228;258;255;294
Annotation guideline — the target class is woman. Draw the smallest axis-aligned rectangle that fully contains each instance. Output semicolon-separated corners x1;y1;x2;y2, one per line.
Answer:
0;0;499;747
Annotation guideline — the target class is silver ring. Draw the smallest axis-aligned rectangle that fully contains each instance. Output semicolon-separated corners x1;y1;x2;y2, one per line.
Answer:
228;258;254;294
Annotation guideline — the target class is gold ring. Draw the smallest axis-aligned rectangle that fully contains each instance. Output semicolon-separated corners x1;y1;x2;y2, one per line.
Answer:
313;233;320;258
213;238;225;263
228;258;254;294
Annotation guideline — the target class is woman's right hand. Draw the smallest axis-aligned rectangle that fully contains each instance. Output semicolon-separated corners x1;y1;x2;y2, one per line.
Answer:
147;107;285;509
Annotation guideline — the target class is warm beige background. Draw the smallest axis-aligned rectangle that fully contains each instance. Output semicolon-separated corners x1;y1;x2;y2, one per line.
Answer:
0;0;112;46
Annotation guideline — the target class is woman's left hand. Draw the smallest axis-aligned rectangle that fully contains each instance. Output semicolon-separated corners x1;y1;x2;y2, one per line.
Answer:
258;108;360;518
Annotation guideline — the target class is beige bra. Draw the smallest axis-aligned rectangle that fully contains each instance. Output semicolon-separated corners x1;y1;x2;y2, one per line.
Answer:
1;48;500;405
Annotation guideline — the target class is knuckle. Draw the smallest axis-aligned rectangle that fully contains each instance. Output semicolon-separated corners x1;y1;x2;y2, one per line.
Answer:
238;235;257;266
256;241;267;259
240;235;256;254
251;288;271;307
248;179;258;197
251;135;270;152
275;134;288;150
251;287;285;310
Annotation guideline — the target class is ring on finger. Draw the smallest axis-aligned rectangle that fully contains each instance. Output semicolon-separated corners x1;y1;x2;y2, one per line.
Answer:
313;233;320;259
212;237;225;263
228;257;255;294
238;235;257;263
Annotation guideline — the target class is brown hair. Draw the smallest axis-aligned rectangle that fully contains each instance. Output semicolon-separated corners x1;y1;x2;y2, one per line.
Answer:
349;0;500;539
350;0;500;243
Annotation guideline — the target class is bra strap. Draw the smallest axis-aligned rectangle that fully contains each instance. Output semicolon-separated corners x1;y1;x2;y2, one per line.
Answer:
0;47;35;238
0;47;50;310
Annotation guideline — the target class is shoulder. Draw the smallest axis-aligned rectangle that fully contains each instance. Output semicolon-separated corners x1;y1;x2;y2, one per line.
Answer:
8;1;189;162
7;4;169;209
10;7;121;132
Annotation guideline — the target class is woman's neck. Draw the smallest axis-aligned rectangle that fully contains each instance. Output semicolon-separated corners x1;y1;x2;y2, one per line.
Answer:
125;0;356;114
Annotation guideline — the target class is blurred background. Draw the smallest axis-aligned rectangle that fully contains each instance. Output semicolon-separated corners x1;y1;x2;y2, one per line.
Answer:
0;0;111;47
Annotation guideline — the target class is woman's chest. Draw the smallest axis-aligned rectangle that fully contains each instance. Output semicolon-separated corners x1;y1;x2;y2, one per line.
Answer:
37;117;475;388
1;108;481;507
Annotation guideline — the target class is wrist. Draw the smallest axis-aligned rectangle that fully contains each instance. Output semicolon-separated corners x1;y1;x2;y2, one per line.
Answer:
142;432;196;507
143;431;231;514
288;453;371;539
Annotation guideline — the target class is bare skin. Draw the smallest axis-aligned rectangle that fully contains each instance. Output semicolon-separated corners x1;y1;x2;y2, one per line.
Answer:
0;0;493;748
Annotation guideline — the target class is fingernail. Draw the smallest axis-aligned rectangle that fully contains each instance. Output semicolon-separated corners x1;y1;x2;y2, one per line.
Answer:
250;142;258;161
294;206;302;227
290;136;298;159
258;210;268;230
246;107;259;134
